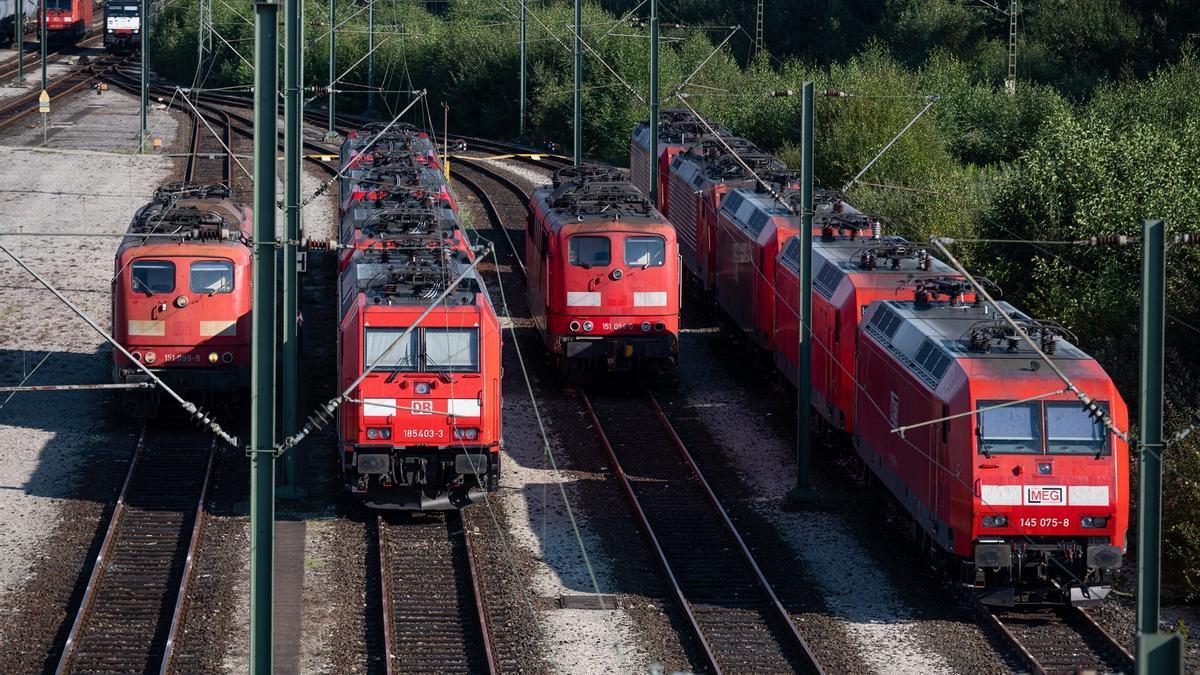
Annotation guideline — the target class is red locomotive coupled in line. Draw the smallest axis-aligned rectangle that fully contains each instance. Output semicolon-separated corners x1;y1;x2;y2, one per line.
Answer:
631;116;1131;605
526;165;681;373
630;108;730;219
111;183;252;417
337;131;501;510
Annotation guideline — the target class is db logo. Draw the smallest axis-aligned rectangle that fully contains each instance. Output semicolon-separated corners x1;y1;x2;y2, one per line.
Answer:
1025;485;1065;505
411;400;434;415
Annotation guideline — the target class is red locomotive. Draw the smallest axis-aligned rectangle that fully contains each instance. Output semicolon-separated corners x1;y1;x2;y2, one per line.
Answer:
44;0;92;43
111;183;252;417
526;165;680;373
337;131;501;510
630;118;1130;604
629;109;730;218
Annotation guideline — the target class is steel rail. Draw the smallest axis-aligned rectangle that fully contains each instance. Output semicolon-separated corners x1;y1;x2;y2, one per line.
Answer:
579;390;825;675
159;439;218;675
0;15;105;82
447;160;527;277
183;110;200;183
982;603;1135;674
55;425;148;675
56;432;216;675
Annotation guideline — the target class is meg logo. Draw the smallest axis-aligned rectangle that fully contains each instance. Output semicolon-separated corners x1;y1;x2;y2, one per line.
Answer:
1024;485;1066;505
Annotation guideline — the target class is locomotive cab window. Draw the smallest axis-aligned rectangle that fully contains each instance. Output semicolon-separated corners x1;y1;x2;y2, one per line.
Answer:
625;236;665;267
977;401;1041;455
190;260;234;294
1046;402;1109;455
569;235;610;268
47;0;71;8
364;328;418;371
131;260;175;294
425;328;480;373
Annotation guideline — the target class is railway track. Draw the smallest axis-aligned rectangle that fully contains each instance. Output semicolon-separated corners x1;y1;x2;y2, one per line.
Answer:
183;106;234;187
0;14;104;82
580;389;824;674
55;427;216;675
377;512;496;674
0;53;125;129
984;604;1134;674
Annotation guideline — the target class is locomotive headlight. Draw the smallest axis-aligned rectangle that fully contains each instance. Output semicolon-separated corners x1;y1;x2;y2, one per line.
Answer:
569;320;581;333
583;320;594;332
654;321;665;332
208;352;219;364
131;352;142;361
222;352;233;363
414;381;431;395
982;515;1008;528
641;321;651;332
454;427;479;440
143;351;157;364
1081;516;1108;528
174;295;189;308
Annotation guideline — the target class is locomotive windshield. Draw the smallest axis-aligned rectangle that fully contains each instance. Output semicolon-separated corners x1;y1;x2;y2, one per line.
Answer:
569;235;610;268
190;260;234;294
131;260;175;294
977;401;1041;455
47;0;72;9
364;327;479;373
625;236;665;267
1046;402;1109;455
106;3;139;14
364;328;418;371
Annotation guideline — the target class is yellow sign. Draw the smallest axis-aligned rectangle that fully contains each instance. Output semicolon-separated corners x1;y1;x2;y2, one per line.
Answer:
38;89;49;114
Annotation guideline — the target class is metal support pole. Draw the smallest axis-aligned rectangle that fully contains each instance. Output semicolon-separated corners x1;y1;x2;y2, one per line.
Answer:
280;0;303;499
1005;0;1017;96
39;0;45;91
250;0;278;671
326;0;336;138
15;0;24;83
647;0;659;205
1135;219;1184;674
572;0;581;165
366;0;373;115
518;0;525;138
787;81;818;504
139;0;148;152
442;101;449;180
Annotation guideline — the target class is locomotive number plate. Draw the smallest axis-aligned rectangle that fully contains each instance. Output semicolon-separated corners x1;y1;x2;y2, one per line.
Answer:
402;428;445;440
1019;517;1070;529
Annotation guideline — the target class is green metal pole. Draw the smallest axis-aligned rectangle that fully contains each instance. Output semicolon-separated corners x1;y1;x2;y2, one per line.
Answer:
572;0;581;165
139;0;147;152
39;0;45;91
326;0;335;138
788;81;817;504
366;0;373;115
280;0;303;498
518;0;525;138
15;0;23;83
1135;219;1183;675
250;0;278;671
647;0;658;205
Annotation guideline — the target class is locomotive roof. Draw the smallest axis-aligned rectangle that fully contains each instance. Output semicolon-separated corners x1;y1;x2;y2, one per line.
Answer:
339;238;486;318
632;109;733;147
863;299;1089;390
120;183;249;250
669;138;784;188
339;203;456;244
793;231;960;298
540;165;662;223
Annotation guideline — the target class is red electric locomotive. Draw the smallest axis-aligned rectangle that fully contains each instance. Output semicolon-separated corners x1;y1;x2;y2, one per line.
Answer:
339;152;453;218
111;183;252;417
665;139;784;291
44;0;92;43
337;133;501;510
855;294;1128;604
526;165;680;373
340;122;438;170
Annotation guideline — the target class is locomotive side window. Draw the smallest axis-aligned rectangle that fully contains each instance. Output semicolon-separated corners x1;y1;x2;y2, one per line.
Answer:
364;328;418;371
569;235;610;268
190;260;234;294
425;328;480;372
131;260;175;294
977;401;1041;455
1045;402;1109;455
625;236;665;267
